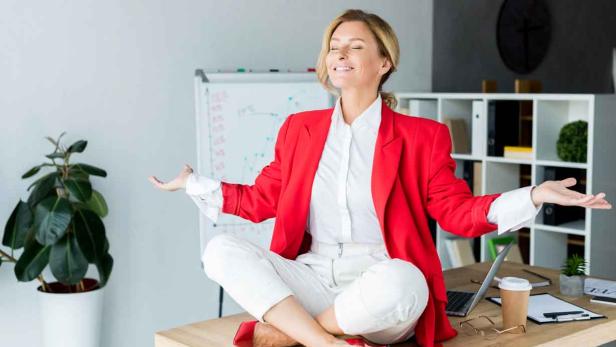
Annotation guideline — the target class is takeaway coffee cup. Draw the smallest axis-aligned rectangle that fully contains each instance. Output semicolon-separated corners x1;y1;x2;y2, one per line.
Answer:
498;277;532;333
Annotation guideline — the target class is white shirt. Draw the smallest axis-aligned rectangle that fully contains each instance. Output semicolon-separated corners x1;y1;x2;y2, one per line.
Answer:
186;94;543;242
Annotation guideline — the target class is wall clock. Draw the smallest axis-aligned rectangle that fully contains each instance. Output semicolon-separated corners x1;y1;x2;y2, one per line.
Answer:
497;0;551;74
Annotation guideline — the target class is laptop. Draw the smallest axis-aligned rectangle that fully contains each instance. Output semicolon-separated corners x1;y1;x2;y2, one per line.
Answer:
445;241;513;317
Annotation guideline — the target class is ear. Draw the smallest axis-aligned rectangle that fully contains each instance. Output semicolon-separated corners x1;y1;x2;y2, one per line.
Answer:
380;58;392;76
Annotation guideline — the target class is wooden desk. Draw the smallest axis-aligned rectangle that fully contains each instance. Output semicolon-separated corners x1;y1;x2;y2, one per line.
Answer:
155;261;616;346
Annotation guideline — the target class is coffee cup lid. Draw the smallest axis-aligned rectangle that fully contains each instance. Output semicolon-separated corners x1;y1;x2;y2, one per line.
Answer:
498;276;532;291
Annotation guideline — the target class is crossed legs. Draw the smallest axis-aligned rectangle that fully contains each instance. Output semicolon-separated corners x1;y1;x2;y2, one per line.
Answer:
201;233;428;346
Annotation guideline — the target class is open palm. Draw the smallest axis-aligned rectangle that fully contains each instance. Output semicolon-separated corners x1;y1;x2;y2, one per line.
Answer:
148;164;193;192
532;177;612;209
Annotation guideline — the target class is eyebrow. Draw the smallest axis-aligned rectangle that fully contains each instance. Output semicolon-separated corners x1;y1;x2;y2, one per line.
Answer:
330;37;365;42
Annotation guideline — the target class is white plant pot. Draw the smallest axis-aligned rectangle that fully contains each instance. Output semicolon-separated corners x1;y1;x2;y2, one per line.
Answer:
37;279;104;347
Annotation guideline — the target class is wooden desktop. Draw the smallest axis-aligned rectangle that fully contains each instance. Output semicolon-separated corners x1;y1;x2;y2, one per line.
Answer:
155;261;616;346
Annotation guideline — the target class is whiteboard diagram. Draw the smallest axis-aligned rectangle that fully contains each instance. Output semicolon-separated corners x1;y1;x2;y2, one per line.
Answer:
194;72;333;258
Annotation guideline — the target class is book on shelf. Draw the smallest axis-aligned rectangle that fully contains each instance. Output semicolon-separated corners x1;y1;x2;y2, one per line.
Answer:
462;161;473;192
444;238;476;267
487;100;520;156
444;118;470;154
471;100;485;157
543;167;586;226
504;146;532;160
472;162;482;196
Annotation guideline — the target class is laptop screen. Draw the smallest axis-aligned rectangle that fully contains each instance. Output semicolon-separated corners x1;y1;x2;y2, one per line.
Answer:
466;241;513;311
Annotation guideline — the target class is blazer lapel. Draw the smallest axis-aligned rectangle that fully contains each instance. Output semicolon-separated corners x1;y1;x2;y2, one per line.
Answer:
372;101;402;237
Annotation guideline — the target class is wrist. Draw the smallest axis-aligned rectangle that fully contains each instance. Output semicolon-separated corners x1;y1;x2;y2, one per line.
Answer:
531;185;541;208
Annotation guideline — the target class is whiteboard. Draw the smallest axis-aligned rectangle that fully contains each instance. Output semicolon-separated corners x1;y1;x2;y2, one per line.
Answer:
193;70;333;262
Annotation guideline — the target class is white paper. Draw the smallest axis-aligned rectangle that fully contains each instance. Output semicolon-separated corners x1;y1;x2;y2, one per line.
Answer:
489;293;604;323
585;277;616;298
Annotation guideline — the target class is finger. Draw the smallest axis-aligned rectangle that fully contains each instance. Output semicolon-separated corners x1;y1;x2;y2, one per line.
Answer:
586;198;612;209
587;201;613;209
560;177;577;187
579;195;604;207
567;194;594;205
148;176;167;188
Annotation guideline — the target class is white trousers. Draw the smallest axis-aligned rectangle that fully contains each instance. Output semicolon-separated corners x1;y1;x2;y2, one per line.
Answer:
201;233;429;345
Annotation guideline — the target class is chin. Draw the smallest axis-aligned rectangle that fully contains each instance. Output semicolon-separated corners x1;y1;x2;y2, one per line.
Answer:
330;79;357;90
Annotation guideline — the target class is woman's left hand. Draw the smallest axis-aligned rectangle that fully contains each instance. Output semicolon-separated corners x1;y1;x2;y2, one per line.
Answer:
531;177;612;209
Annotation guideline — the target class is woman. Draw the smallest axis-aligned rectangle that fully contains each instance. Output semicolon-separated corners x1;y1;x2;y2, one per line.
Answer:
149;9;611;347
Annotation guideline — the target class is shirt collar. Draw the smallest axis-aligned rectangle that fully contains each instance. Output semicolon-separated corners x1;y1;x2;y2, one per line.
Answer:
331;94;382;135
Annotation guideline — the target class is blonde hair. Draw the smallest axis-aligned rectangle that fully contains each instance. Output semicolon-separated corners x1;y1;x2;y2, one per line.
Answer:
316;9;400;110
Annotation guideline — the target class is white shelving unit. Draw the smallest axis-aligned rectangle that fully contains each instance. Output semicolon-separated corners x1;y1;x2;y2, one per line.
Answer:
394;92;616;279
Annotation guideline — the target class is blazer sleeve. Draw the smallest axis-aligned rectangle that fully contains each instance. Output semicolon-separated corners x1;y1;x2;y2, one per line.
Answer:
425;123;501;238
219;115;292;223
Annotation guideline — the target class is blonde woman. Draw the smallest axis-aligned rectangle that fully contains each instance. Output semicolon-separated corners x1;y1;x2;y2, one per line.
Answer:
149;9;611;347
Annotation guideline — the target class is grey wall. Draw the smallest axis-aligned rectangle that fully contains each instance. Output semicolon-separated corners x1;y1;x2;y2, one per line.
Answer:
0;1;433;346
432;0;616;93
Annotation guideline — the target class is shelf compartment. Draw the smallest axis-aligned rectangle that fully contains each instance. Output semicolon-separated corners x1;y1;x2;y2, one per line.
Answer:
535;99;590;163
532;228;586;272
441;98;478;155
395;98;438;121
486;100;534;159
534;165;587;230
480;161;532;262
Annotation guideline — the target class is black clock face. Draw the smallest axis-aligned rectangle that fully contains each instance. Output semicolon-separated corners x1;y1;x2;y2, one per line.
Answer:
497;0;551;74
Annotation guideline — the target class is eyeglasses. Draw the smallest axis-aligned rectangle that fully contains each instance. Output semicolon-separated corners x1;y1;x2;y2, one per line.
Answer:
459;315;526;340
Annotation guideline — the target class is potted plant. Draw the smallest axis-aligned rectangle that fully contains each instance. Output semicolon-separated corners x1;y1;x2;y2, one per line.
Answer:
1;132;113;347
559;253;587;297
556;120;588;163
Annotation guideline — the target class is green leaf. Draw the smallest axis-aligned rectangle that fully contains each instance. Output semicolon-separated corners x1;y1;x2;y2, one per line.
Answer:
27;172;59;206
45;152;65;160
86;190;108;218
34;196;73;246
27;171;57;191
96;252;113;287
22;165;42;179
73;209;106;263
49;231;88;285
14;237;51;281
2;201;33;249
68;169;89;181
45;136;58;147
67;140;87;153
64;178;92;202
69;163;107;177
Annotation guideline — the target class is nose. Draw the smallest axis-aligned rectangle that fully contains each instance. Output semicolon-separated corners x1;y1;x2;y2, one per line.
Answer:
335;47;349;60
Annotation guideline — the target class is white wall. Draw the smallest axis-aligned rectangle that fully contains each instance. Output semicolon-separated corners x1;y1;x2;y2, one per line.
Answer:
0;1;433;346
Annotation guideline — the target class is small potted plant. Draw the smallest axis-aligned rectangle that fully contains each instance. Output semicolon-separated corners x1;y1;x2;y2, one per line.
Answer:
1;132;113;347
559;254;587;297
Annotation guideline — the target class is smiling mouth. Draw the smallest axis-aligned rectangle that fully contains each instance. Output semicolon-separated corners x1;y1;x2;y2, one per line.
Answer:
334;67;354;72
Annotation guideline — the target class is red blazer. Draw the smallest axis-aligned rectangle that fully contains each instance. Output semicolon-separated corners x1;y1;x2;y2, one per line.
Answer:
220;99;501;347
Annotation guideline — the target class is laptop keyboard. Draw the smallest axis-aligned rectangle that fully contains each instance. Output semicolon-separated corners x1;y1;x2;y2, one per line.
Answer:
446;291;475;314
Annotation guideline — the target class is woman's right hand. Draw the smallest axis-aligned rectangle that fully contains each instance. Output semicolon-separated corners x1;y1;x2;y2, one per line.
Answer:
148;164;193;192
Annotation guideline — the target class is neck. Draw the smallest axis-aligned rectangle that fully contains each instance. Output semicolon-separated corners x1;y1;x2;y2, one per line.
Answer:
339;89;379;125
